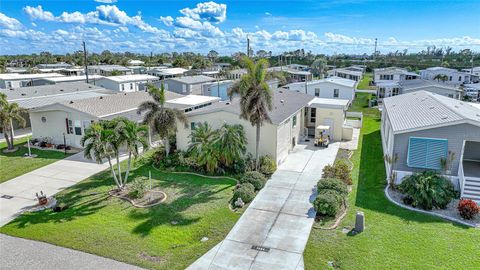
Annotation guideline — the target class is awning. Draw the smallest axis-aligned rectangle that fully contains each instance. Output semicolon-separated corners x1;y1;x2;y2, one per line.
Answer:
316;125;330;130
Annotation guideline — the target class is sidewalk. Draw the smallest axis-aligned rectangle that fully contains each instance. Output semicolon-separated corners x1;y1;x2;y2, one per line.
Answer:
0;151;127;226
188;142;339;270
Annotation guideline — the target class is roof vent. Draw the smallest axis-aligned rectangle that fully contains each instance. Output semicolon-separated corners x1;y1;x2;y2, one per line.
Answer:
60;89;64;92
280;100;285;104
21;93;26;96
429;106;435;109
69;101;74;104
99;96;103;99
225;102;230;105
441;115;448;119
454;105;459;109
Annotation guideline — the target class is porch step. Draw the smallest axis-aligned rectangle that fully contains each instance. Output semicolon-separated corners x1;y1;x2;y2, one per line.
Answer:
464;179;480;187
463;190;480;197
464;185;480;192
462;178;480;203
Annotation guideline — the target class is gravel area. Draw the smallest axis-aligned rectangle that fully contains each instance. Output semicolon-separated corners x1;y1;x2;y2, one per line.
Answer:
388;188;480;227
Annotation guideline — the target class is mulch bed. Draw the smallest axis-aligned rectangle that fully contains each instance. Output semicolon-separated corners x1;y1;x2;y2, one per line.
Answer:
110;188;167;208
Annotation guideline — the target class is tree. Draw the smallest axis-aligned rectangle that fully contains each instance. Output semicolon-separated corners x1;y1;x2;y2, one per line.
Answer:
433;74;448;83
207;50;219;61
188;122;220;173
311;58;327;78
138;83;187;156
215;124;247;167
229;57;273;169
110;70;124;76
0;94;27;151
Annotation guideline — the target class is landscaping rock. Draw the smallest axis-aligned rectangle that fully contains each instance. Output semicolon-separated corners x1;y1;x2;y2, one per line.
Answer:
234;198;245;208
200;237;209;242
355;211;365;233
171;221;178;225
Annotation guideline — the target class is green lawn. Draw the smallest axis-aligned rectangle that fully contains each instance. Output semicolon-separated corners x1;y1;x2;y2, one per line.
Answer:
304;95;480;269
0;137;71;183
356;72;376;90
0;160;240;270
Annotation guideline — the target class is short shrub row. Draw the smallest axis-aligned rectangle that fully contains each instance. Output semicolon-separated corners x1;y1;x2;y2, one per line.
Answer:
232;171;269;207
322;160;352;185
313;178;348;217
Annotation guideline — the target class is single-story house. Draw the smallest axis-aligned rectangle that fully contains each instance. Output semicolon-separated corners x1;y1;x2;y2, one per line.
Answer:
305;98;352;141
381;91;480;202
94;74;159;92
59;67;85;76
226;69;247;80
420;67;479;86
164;75;216;95
268;66;313;82
176;89;314;165
34;75;104;85
463;83;480;102
283;76;356;103
28;91;219;148
127;66;147;75
461;67;480;77
376;79;462;100
373;67;419;84
87;65;132;76
327;67;363;82
147;67;188;79
0;73;65;89
128;60;145;66
202;80;234;101
37;63;72;69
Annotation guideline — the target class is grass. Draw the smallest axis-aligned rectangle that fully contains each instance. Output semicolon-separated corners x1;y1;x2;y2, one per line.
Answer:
304;94;480;269
356;72;376;90
0;157;240;270
0;137;72;183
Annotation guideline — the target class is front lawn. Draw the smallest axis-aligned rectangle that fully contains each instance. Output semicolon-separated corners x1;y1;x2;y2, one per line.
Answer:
0;161;239;270
0;137;72;183
304;96;480;269
356;72;375;90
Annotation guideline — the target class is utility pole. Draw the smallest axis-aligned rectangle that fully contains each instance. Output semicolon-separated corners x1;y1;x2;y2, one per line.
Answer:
373;38;378;60
470;55;474;83
83;41;89;83
247;36;250;58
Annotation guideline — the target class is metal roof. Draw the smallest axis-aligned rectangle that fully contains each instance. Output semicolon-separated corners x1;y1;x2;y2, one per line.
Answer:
286;76;356;88
0;73;64;80
166;75;215;85
98;74;158;83
399;79;462;92
383;90;480;133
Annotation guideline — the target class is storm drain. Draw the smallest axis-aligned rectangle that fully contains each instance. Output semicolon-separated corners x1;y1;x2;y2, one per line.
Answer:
1;195;13;199
251;245;270;252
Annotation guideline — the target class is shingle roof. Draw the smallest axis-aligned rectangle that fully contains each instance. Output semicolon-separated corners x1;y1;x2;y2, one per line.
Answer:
166;75;215;84
186;89;314;125
383;90;480;133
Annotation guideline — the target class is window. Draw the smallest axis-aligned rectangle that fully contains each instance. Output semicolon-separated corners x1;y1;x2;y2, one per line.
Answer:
378;88;385;98
392;88;399;96
315;88;320;97
458;76;462;82
66;119;74;134
333;89;339;98
407;137;448;169
190;122;196;130
292;115;297;127
448;94;454;98
74;120;82;136
449;76;452;81
121;84;125;91
41;116;47;123
310;108;316;123
130;83;133;90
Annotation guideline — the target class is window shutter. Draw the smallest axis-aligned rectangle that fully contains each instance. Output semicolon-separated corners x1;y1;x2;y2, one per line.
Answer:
407;137;448;169
66;118;70;134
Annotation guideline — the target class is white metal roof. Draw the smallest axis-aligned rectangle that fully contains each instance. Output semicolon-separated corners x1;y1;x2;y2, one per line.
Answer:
286;76;356;88
100;74;158;83
383;90;480;133
167;95;220;107
151;68;188;76
44;75;104;83
308;97;350;109
0;73;64;80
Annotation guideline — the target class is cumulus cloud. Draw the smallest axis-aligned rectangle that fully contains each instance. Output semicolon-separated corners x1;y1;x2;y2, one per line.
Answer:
324;32;373;44
174;16;224;37
0;12;23;30
180;1;227;23
23;5;55;21
94;0;118;3
159;16;174;26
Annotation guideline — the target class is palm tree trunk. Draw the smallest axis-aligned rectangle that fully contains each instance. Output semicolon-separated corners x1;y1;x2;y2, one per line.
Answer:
116;151;123;188
107;156;121;189
255;123;260;170
4;130;12;150
8;124;15;150
124;152;132;185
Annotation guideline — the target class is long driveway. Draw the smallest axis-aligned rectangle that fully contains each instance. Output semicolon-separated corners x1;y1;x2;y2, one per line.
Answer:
188;142;339;270
0;151;126;226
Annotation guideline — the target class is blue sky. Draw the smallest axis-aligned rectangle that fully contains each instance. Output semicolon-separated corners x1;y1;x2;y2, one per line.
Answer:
0;0;479;55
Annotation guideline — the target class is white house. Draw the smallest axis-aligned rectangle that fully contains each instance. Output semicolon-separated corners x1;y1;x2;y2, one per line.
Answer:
463;83;480;102
163;75;216;95
381;91;480;202
283;76;356;103
373;67;419;84
420;67;478;86
147;67;188;79
268;66;312;82
226;69;247;80
87;65;132;76
327;67;363;81
461;67;480;77
305;97;352;141
94;75;159;92
377;79;462;100
0;73;65;89
128;60;145;66
35;75;104;85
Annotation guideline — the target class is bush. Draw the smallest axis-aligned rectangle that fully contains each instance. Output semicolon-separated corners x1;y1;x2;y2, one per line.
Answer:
313;190;343;217
129;177;148;199
317;178;348;197
322;160;352;185
458;199;479;220
398;171;456;210
244;153;256;172
152;147;166;167
240;171;267;191
259;155;277;176
232;183;255;204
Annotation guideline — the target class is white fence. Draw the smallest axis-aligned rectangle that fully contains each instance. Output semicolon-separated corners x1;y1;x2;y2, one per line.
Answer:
345;111;363;128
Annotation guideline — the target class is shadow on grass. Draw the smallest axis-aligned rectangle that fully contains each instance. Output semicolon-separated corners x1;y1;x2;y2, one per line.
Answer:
354;125;469;229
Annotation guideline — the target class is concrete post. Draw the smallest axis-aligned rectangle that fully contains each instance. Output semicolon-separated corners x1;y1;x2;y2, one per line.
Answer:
355;211;365;233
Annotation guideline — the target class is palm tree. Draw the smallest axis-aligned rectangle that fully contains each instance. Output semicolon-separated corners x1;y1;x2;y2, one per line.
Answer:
229;57;273;169
311;58;327;78
0;94;27;151
433;74;448;83
138;83;187;156
188;122;220;173
115;118;149;184
215;123;247;167
81;122;122;189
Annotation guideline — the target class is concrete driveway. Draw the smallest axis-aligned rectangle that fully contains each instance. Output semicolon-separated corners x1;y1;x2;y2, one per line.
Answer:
0;151;127;226
188;142;339;270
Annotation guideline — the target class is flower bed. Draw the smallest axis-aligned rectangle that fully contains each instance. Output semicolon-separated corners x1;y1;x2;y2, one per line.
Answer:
110;188;167;208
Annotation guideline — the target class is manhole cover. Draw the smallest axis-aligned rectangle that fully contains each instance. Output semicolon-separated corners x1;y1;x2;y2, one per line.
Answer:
251;245;270;252
1;195;13;199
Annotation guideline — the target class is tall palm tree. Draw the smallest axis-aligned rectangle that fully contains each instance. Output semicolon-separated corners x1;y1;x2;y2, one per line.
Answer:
0;94;27;151
215;123;247;167
138;83;187;156
188;122;220;173
115;118;149;184
229;57;273;169
81;122;122;188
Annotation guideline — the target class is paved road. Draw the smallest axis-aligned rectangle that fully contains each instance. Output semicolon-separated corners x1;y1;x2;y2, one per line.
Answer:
188;142;339;270
0;151;127;226
0;234;144;270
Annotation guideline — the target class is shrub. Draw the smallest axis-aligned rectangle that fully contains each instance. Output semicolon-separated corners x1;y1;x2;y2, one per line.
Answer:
152;147;166;167
317;178;348;197
232;183;255;204
458;199;479;220
398;171;456;210
322;160;352;185
129;177;148;199
313;190;343;217
244;153;256;172
259;155;277;176
240;171;267;191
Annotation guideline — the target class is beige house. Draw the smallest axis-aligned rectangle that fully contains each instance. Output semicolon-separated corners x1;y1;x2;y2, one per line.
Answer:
305;98;352;141
177;90;316;165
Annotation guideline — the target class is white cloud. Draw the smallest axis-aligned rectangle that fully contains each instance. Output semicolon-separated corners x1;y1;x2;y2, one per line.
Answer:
159;16;174;27
0;29;46;41
324;32;373;44
94;0;118;3
174;16;224;37
0;12;23;30
23;5;55;21
265;12;272;16
180;1;227;23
